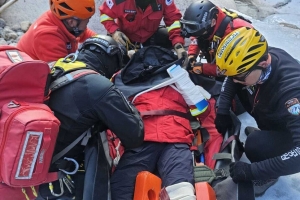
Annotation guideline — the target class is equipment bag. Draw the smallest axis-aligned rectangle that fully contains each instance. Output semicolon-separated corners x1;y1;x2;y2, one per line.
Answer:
0;101;60;186
0;45;50;107
0;46;61;200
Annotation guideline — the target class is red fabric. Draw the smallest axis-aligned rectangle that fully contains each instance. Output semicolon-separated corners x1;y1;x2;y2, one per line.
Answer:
0;183;38;200
133;86;194;144
187;8;253;76
17;11;95;62
106;130;124;172
0;102;60;186
99;0;184;46
201;98;223;169
0;46;50;107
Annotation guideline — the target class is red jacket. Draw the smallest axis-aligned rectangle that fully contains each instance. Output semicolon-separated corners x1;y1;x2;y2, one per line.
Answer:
99;0;184;46
17;11;96;63
188;8;253;76
133;86;194;144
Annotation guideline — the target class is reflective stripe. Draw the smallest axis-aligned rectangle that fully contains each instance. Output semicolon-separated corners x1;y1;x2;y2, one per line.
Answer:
190;106;208;116
100;14;114;22
167;21;180;32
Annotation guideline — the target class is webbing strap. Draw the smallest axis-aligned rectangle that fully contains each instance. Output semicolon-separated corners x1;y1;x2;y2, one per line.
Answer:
83;132;110;200
220;135;238;152
50;69;97;92
213;16;232;41
51;130;90;164
140;109;194;120
212;153;232;160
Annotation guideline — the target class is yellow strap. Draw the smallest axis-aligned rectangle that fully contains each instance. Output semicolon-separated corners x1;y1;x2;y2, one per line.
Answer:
190;106;208;117
221;8;239;19
51;58;87;74
31;186;38;197
22;188;30;200
100;14;114;23
167;21;180;32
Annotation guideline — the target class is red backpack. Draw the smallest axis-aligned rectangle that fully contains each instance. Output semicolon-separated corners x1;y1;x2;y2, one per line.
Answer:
0;46;60;200
0;47;125;199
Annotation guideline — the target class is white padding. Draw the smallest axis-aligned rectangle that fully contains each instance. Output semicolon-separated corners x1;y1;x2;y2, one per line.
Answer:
165;182;196;200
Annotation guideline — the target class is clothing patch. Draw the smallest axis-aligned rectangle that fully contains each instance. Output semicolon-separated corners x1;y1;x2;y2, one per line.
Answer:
191;38;198;45
66;42;71;50
106;0;114;9
285;98;300;115
165;0;172;6
157;4;162;11
5;50;23;63
124;9;136;14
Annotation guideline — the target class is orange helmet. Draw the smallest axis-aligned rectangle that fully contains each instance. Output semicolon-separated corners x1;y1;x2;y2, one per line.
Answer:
50;0;95;20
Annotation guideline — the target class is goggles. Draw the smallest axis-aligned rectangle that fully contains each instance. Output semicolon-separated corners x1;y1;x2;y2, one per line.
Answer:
180;19;211;37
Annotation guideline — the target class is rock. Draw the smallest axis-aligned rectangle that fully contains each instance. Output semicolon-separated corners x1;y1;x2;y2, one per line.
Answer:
16;31;24;36
16;35;23;42
9;42;17;46
0;0;6;6
11;23;22;31
0;18;6;28
2;26;18;40
0;38;8;45
20;21;31;32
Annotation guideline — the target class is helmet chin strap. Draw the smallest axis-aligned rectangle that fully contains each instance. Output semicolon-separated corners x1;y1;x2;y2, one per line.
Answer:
63;18;84;37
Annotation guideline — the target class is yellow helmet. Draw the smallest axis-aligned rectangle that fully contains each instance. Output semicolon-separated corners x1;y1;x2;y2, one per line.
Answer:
216;27;268;76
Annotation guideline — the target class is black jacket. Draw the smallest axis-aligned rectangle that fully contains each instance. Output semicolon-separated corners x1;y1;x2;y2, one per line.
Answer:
49;72;144;158
217;47;300;179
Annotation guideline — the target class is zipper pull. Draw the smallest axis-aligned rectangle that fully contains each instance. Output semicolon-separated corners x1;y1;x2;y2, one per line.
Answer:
7;100;20;108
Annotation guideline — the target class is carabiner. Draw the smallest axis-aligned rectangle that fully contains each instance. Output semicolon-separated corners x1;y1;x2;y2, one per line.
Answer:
59;157;79;175
49;179;64;197
62;52;78;63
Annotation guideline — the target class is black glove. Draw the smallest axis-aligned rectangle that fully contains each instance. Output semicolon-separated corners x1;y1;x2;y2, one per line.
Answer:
214;113;232;135
230;162;254;183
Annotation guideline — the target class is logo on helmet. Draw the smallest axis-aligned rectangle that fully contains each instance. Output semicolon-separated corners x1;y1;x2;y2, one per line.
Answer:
202;12;208;22
87;37;110;47
217;31;239;58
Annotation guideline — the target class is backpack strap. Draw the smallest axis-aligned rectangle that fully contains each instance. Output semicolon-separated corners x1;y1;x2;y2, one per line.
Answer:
50;69;98;92
51;129;92;164
213;8;252;42
213;15;233;42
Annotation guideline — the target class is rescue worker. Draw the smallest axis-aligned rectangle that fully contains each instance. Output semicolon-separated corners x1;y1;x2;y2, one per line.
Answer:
17;0;96;63
180;0;252;77
215;27;300;196
110;46;211;200
99;0;188;67
37;35;144;199
178;0;253;169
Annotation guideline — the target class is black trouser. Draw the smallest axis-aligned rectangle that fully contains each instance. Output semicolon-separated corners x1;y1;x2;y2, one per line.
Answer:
245;130;293;162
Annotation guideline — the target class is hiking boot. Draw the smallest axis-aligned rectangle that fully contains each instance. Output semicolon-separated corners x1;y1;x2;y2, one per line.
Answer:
245;126;260;136
252;178;278;196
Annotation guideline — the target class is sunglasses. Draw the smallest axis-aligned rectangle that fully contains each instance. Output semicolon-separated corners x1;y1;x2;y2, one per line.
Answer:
232;65;264;82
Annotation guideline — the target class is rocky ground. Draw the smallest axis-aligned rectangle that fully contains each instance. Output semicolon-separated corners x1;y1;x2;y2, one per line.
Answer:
0;0;278;46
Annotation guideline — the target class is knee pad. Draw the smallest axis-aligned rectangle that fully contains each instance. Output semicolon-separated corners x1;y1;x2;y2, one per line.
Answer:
165;182;196;200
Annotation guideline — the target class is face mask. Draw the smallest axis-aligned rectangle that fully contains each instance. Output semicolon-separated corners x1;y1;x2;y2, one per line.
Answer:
257;64;272;84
